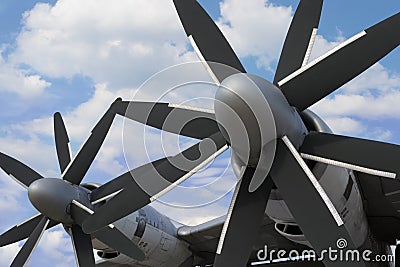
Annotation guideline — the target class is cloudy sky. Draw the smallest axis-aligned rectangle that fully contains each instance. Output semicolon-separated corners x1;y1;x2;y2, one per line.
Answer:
0;0;399;266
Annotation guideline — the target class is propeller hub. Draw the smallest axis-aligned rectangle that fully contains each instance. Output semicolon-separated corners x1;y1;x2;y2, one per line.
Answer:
28;178;90;224
215;73;307;167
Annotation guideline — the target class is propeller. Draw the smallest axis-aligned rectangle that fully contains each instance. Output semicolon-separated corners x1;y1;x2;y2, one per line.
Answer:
86;0;399;266
278;11;400;111
82;132;228;233
0;98;145;266
173;0;245;83
273;0;323;84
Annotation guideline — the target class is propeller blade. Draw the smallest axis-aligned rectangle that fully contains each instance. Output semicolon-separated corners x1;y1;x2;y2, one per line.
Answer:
114;101;219;140
70;200;145;261
70;225;95;267
94;226;146;261
0;152;43;189
273;0;323;84
173;0;245;83
10;216;49;267
269;137;364;266
0;214;58;247
90;157;170;204
83;132;228;233
54;112;72;173
62;98;121;185
300;132;399;179
214;168;273;266
278;12;400;111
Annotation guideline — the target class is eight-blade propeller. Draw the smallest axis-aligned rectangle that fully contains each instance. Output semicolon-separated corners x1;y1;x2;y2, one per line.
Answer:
0;99;145;266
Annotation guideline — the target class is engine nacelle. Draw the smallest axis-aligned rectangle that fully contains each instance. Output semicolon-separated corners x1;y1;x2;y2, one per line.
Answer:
275;222;310;247
265;110;369;248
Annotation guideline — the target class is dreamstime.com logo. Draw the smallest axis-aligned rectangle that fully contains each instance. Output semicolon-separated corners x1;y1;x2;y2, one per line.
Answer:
256;238;395;263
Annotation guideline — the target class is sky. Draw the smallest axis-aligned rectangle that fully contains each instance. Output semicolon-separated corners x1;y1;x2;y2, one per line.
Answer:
0;0;399;266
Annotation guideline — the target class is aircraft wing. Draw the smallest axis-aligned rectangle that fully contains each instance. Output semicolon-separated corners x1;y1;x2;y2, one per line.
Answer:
177;214;314;264
355;172;400;244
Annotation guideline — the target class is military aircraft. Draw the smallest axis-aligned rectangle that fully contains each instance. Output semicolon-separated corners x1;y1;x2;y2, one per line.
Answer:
1;0;400;266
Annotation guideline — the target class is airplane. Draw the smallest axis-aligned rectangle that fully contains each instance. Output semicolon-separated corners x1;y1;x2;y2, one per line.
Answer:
1;0;400;266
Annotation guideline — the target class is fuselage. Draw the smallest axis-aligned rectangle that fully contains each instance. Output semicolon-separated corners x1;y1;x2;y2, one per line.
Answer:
92;205;192;266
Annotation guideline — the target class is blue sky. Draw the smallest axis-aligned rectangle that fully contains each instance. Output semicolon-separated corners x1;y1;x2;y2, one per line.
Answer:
0;0;399;266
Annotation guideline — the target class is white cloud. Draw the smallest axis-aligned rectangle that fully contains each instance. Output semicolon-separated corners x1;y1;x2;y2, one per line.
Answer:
36;228;74;267
0;135;57;177
323;117;365;135
309;41;400;141
0;227;75;267
308;35;342;62
0;52;51;98
342;63;400;93
0;243;20;266
217;0;292;71
11;0;195;89
312;91;400;119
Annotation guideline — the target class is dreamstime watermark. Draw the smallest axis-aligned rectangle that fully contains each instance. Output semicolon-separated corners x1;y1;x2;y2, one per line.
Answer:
255;238;394;264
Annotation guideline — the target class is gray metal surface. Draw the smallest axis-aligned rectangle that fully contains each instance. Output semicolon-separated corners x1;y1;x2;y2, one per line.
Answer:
214;168;273;267
177;215;314;265
94;228;145;261
270;139;366;267
70;201;146;261
28;178;88;224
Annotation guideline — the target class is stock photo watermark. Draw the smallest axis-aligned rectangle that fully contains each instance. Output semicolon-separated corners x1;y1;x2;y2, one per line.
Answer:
254;238;394;264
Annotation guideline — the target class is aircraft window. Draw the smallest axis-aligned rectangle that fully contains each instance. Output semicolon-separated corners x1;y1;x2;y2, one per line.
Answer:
134;218;146;238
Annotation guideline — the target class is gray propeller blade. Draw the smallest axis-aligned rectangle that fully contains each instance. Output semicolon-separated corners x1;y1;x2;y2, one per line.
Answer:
0;152;43;189
173;0;245;83
278;12;400;111
94;227;146;261
62;98;121;184
273;0;323;84
214;168;273;267
54;112;72;173
10;216;49;267
90;157;170;204
83;132;228;233
300;132;399;179
270;137;365;266
0;214;58;247
114;101;219;140
70;225;95;267
70;200;145;261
